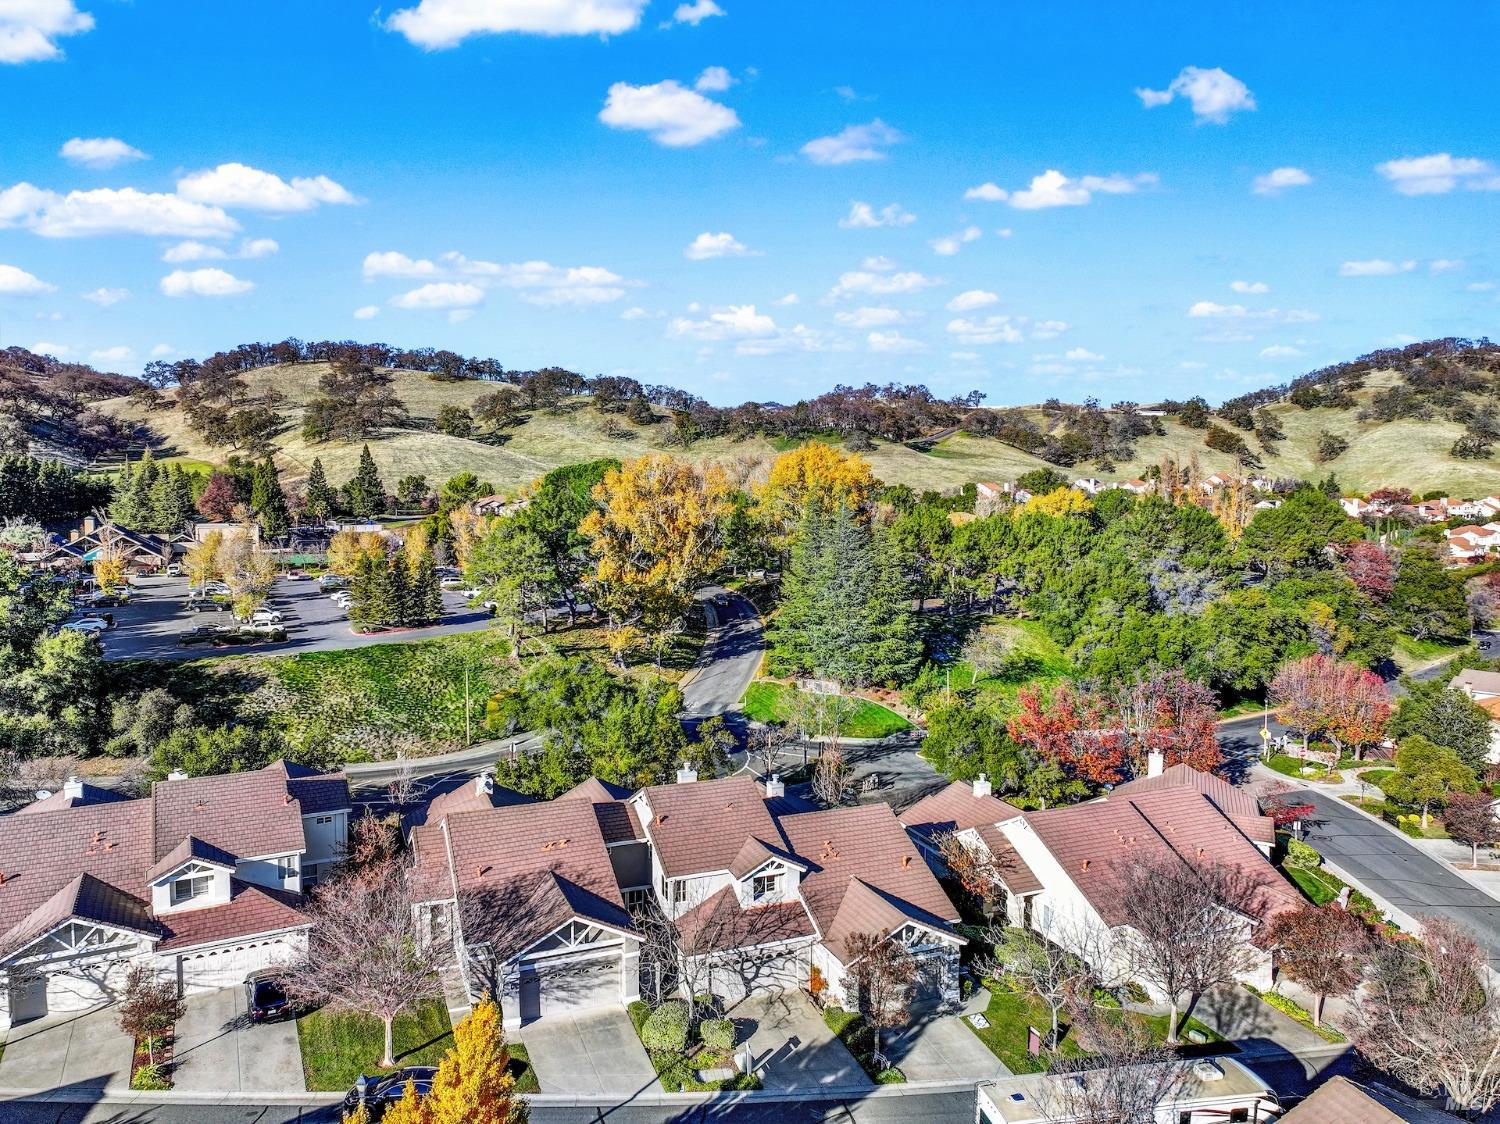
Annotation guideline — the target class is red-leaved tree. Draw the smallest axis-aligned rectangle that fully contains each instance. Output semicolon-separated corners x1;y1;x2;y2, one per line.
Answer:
1338;541;1397;602
196;471;239;521
1270;654;1391;760
1443;791;1499;867
1262;903;1373;1026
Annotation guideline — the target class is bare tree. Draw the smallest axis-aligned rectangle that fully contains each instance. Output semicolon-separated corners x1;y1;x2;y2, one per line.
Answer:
843;932;918;1068
1117;856;1262;1044
1262;903;1372;1026
812;743;853;807
1035;1007;1187;1124
984;925;1113;1047
1443;792;1499;867
1350;916;1500;1119
747;722;792;779
281;857;449;1069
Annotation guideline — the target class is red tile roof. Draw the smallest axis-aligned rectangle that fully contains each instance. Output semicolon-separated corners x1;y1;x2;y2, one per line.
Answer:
16;782;128;816
145;835;238;883
417;777;533;828
674;886;816;954
974;824;1042;894
156;880;308;951
1;872;159;952
1109;764;1274;846
900;781;1023;842
1278;1077;1462;1123
639;776;780;878
151;762;324;861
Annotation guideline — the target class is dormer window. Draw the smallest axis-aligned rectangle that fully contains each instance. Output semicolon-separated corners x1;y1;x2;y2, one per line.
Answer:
752;873;780;902
170;873;213;906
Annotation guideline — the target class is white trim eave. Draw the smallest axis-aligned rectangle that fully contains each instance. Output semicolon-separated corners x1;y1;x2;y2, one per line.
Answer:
1;918;160;966
501;916;642;966
165;921;310;958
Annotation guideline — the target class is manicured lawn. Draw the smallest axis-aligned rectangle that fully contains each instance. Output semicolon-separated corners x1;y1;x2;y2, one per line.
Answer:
1217;699;1267;720
1356;768;1395;790
506;1042;540;1093
741;681;912;739
296;1000;454;1092
952;620;1073;710
1393;635;1472;672
1267;753;1333;780
961;985;1220;1074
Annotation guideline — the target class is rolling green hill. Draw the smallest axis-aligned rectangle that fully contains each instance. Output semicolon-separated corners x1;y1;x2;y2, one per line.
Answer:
96;362;1500;497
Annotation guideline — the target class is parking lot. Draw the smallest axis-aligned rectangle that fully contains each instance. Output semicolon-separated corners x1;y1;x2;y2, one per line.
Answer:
87;575;494;661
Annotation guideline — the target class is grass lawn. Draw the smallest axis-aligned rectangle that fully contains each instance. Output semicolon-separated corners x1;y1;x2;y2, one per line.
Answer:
296;1000;454;1092
741;680;912;739
1393;635;1472;673
962;985;1221;1075
951;620;1073;710
1356;768;1395;789
1266;753;1333;780
1217;699;1268;720
506;1042;540;1094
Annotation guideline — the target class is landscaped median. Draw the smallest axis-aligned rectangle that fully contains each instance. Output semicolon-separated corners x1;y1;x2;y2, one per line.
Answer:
822;1006;905;1084
741;681;912;740
628;999;760;1092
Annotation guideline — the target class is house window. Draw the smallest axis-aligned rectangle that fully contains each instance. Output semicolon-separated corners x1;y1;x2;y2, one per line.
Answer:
672;881;687;905
275;856;298;882
624;888;650;909
170;874;213;905
315;815;333;825
752;874;779;901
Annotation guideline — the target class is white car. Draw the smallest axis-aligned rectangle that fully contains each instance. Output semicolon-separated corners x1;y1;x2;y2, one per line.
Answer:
165;563;183;577
456;587;483;600
331;591;353;607
247;607;283;625
439;576;466;590
63;618;108;635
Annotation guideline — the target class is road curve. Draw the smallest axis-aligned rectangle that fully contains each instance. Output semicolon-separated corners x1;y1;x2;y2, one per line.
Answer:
681;589;766;720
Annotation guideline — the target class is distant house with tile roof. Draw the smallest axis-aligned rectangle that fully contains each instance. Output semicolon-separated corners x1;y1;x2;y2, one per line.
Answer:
0;761;350;1029
1277;1076;1463;1123
900;759;1295;994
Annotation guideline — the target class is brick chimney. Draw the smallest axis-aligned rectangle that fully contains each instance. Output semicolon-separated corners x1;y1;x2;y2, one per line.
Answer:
973;773;993;798
764;774;785;798
1147;750;1164;778
676;762;699;784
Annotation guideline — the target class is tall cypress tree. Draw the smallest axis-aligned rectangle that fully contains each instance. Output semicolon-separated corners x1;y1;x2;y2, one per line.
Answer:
345;445;386;519
251;458;291;537
348;553;379;631
382;553;410;627
304;457;337;523
414;550;443;624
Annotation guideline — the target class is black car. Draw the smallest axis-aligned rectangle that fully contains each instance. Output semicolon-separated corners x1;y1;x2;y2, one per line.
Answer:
177;626;220;647
341;1067;439;1119
244;971;295;1022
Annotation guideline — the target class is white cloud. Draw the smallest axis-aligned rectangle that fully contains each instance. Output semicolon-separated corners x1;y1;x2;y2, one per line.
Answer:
947;316;1023;345
165;237;277;262
620;306;649;320
1032;319;1069;340
964;182;1008;203
1252;166;1312;195
0;0;93;64
60;137;147;169
177;163;357;212
1376;153;1500;196
1187;300;1319;323
672;0;723;26
667;304;777;341
1003;169;1156;210
947;290;998;312
353;305;380;320
930;226;982;256
30;340;69;356
390;281;485;310
159;268;254;298
828;268;938;300
448;309;474;324
485;260;631;305
1467;282;1497;293
1260;345;1301;358
694;66;733;93
800;119;902;166
0;183;239;238
835;306;906;328
1339;259;1416;277
860;254;896;271
363;250;439;279
839;200;914;229
89;345;133;364
1135;66;1256;123
0;263;54;294
773;292;799;305
1230;280;1269;294
80;286;129;306
241;238;279;259
149;343;175;357
387;0;647;47
1429;258;1465;273
599;80;739;147
1065;347;1103;361
684;231;758;260
867;330;922;353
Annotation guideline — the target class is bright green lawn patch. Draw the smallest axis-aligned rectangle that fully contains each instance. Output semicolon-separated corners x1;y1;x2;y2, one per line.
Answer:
1357;768;1396;789
823;1006;904;1083
1267;754;1332;779
742;681;911;739
297;999;454;1091
1242;984;1347;1044
1217;700;1268;720
506;1042;540;1093
955;620;1073;708
1393;635;1472;673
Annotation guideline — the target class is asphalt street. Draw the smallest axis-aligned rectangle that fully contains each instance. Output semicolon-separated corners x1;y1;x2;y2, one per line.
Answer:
682;590;767;721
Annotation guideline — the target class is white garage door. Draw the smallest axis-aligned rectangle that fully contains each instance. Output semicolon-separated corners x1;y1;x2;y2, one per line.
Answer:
8;960;130;1023
711;949;806;1001
517;954;620;1022
178;938;292;993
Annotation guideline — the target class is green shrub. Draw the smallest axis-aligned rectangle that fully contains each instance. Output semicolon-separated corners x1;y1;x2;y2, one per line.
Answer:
699;1018;736;1052
627;1000;652;1035
131;1063;171;1091
823;1006;874;1058
875;1066;906;1084
692;993;722;1018
1284;838;1322;870
641;1000;690;1052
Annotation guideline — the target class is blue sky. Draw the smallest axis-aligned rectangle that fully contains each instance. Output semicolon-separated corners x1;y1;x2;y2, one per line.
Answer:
0;0;1496;406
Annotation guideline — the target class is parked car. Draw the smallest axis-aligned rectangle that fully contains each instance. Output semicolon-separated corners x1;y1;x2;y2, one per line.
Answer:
285;570;311;580
165;563;183;577
177;625;220;647
240;607;283;625
187;596;229;613
318;574;346;589
331;591;353;608
456;587;483;600
244;971;296;1022
89;591;127;608
439;576;466;590
342;1068;439;1121
63;617;108;635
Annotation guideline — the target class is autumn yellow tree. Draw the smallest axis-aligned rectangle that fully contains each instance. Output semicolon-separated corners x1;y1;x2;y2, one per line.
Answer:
327;530;387;577
447;506;498;572
756;441;876;537
92;538;127;593
217;524;275;616
402;522;432;573
424;998;520;1124
581;454;730;662
1020;487;1093;517
183;531;222;590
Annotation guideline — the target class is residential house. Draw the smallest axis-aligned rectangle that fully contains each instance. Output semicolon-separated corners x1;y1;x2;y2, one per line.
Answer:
1472;697;1500;766
470;495;512;516
1246;474;1276;492
41;519;172;574
0;762;350;1029
1451;668;1500;701
1120;479;1152;495
1071;477;1105;495
977;1056;1279;1124
1341;497;1373;519
1199;473;1233;495
1413;499;1451;524
902;759;1297;993
975;482;1006;501
1277;1076;1463;1122
1446;498;1492;520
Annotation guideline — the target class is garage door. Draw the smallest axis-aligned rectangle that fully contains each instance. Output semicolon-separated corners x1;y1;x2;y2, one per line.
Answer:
517;954;620;1022
178;938;292;993
7;961;128;1023
913;953;948;1003
712;950;806;1001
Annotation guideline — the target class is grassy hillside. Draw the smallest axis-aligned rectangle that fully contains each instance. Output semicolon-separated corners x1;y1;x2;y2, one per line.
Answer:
97;363;1500;496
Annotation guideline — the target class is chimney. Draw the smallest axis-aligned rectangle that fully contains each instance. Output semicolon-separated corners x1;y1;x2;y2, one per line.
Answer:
167;769;188;781
972;773;993;798
476;772;495;797
764;774;785;799
1147;751;1164;778
63;776;84;800
676;762;699;785
82;516;97;535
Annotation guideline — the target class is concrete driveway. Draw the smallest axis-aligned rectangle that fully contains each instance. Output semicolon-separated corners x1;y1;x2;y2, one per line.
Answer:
731;990;870;1091
883;1007;1012;1083
171;986;305;1093
0;1005;132;1095
521;1008;659;1098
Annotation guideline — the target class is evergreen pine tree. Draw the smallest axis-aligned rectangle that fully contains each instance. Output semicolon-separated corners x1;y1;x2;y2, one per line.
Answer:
348;553;379;632
414;551;443;624
304;457;336;523
766;501;829;677
862;523;921;685
345;445;386;519
385;553;411;626
251;458;291;537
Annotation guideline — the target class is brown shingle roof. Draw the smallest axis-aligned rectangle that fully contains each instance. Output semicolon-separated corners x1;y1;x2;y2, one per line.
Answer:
144;836;238;883
156;880;308;951
900;781;1023;842
1109;764;1274;846
280;761;352;815
560;778;635;803
674;886;816;954
414;777;533;829
1279;1077;1462;1123
152;764;309;861
778;804;961;963
592;802;645;845
640;776;780;879
973;824;1042;894
1022;789;1300;928
728;837;805;880
1;873;159;953
16;782;129;816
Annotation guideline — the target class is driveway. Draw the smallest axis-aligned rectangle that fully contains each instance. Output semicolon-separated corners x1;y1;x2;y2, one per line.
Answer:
730;990;869;1091
171;986;305;1093
0;1005;132;1095
683;589;766;720
520;1008;659;1098
883;1006;1011;1083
